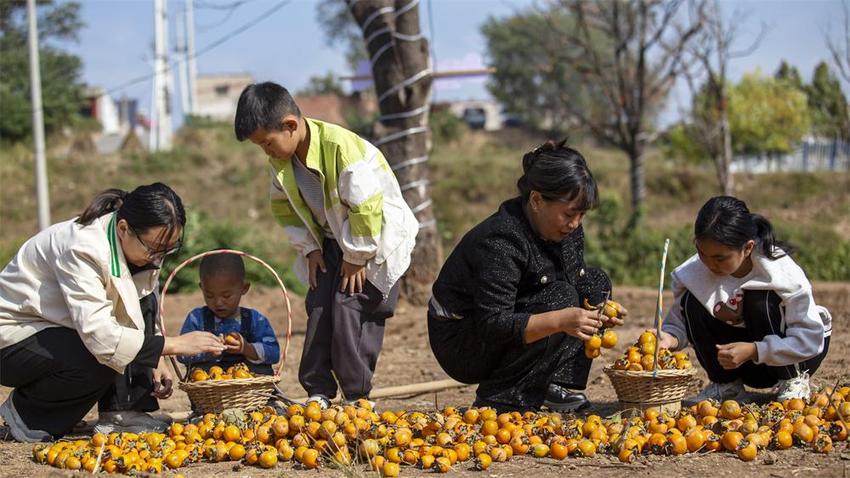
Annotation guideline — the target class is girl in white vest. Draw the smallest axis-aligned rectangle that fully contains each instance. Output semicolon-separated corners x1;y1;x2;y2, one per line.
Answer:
0;183;225;442
659;196;831;404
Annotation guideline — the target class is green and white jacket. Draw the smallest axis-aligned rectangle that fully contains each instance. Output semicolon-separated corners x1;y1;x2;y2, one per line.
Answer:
268;118;419;295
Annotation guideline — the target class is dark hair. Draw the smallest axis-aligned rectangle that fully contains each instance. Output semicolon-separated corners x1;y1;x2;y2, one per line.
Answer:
77;183;186;244
694;196;796;259
199;252;246;281
234;81;302;141
516;138;599;210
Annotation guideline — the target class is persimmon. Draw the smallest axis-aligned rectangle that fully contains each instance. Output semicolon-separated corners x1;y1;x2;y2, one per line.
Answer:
736;441;757;461
813;434;833;453
576;439;596;457
474;453;492;470
720;400;742;420
793;422;814;444
587;334;602;349
302;448;319;469
721;431;744;451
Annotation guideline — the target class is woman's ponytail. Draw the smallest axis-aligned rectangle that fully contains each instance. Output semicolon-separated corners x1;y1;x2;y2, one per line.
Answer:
76;189;128;225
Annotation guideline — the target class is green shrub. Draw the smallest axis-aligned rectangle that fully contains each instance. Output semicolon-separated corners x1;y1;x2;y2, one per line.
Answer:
429;109;467;146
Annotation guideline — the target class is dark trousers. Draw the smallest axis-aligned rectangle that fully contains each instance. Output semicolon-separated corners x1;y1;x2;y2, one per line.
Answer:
0;294;160;437
682;289;830;388
298;239;400;400
1;327;117;437
428;268;609;412
98;293;160;413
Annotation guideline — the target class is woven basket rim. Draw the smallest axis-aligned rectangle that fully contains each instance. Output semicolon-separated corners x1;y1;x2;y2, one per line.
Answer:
603;365;697;378
178;375;279;390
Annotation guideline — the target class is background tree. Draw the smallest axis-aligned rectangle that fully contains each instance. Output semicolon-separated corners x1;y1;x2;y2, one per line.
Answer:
775;60;804;90
296;72;345;96
728;71;810;155
825;0;850;84
481;10;598;134
316;0;368;70
680;0;764;195
346;0;439;304
805;62;850;140
537;0;706;226
0;0;84;142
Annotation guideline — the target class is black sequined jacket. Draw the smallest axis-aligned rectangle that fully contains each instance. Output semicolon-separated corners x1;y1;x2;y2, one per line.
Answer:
431;197;608;349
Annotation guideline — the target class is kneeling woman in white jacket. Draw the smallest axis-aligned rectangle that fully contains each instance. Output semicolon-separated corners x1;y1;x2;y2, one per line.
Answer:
659;196;831;404
0;183;225;441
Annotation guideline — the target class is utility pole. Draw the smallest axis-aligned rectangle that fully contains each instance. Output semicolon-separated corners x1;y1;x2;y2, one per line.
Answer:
176;11;190;116
27;0;50;229
152;0;172;151
185;0;198;117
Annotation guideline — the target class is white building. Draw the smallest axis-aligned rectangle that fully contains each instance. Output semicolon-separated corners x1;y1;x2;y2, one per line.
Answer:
195;73;255;121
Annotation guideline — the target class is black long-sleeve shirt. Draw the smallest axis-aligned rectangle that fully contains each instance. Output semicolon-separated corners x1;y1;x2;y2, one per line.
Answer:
431;197;603;346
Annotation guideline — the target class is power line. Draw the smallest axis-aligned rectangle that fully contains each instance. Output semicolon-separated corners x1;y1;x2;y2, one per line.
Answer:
105;0;291;95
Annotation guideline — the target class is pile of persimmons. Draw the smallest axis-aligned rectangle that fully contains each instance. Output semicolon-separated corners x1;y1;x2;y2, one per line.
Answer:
31;383;850;475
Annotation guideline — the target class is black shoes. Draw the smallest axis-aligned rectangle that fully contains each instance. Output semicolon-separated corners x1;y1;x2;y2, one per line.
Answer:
542;383;590;412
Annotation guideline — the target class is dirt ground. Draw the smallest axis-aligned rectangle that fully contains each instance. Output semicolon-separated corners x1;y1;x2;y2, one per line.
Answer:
2;282;849;477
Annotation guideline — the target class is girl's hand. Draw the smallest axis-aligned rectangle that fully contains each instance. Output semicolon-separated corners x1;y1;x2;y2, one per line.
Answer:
150;360;174;399
307;250;327;289
717;342;757;369
656;330;679;350
557;307;603;341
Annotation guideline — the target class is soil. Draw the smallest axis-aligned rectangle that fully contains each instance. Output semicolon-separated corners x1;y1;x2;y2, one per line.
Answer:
2;282;849;477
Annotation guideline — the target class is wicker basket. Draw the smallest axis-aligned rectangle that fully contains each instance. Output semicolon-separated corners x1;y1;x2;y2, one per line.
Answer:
604;366;698;414
178;376;279;413
158;249;292;414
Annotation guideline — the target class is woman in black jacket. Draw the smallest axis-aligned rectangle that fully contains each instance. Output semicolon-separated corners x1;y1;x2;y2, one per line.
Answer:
428;140;626;413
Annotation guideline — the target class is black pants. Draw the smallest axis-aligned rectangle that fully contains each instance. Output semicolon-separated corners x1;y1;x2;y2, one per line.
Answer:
0;294;160;437
682;289;830;388
428;268;609;412
298;239;400;400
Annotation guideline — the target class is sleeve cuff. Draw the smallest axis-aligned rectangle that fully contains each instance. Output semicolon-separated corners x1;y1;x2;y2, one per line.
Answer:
342;253;370;266
247;343;265;364
303;246;321;258
753;341;768;365
105;327;146;373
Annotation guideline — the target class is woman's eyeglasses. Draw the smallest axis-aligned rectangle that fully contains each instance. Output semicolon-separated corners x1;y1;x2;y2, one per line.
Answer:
129;226;182;260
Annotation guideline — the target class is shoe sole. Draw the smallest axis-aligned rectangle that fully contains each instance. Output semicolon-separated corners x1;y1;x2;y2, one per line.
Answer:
542;400;590;413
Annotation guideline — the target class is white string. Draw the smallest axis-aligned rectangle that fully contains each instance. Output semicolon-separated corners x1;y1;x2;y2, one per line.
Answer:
374;126;428;146
377;68;431;104
411;198;432;214
393;31;424;41
394;0;420;17
400;178;430;192
391;155;429;171
379;104;430;121
361;6;394;34
418;218;436;229
370;42;394;69
365;26;392;46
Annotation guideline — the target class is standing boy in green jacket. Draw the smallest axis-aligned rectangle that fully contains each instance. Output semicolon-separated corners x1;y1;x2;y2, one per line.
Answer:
234;82;418;407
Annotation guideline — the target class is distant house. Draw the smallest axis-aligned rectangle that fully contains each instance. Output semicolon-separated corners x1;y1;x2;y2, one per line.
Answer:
445;100;504;131
195;73;255;121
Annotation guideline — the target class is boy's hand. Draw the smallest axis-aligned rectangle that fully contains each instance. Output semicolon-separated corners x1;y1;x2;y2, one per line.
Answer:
716;342;757;369
340;260;366;295
307;250;326;289
224;332;245;355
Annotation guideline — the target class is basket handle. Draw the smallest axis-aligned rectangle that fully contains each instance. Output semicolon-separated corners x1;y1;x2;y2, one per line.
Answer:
651;238;671;377
157;249;292;383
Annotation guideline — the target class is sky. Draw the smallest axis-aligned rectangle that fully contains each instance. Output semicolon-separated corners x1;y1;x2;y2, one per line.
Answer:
57;0;849;126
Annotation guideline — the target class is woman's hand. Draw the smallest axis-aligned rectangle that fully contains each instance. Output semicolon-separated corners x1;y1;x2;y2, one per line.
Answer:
163;331;226;356
557;307;604;341
656;330;679;350
600;301;628;327
150;359;173;399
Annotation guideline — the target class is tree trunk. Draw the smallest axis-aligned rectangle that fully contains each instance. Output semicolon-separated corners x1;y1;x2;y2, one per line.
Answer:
627;142;646;228
348;0;440;305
